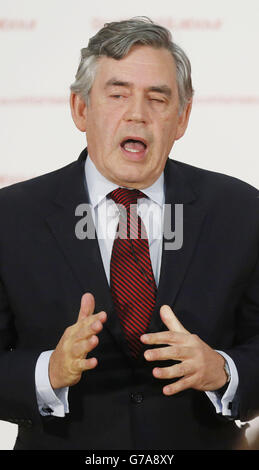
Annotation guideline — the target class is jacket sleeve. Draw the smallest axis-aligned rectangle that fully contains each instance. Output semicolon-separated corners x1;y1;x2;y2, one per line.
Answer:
0;276;42;429
225;248;259;422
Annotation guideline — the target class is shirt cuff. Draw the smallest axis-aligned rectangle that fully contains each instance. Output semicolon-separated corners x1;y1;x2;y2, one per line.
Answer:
205;350;239;417
35;350;69;417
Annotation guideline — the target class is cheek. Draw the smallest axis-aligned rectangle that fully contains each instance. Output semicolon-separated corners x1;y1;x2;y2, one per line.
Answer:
87;115;111;147
154;123;176;149
159;117;179;143
96;111;122;141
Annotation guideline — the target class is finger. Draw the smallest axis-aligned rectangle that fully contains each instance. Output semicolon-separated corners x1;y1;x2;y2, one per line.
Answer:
160;305;190;334
152;361;192;380
141;330;185;346
94;310;107;324
163;375;194;396
144;345;190;362
77;356;98;372
76;312;107;340
77;292;95;322
72;335;99;358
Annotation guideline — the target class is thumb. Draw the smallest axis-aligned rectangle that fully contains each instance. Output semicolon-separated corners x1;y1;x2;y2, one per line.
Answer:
77;292;95;322
160;305;189;334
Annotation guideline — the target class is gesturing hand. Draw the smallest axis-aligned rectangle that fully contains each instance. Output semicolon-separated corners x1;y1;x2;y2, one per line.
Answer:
49;293;107;389
140;305;228;396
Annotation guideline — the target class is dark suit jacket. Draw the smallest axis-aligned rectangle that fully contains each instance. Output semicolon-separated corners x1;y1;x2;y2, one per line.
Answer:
0;148;258;450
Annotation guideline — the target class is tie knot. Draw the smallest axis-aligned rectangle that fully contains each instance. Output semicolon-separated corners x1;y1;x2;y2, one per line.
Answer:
108;187;147;210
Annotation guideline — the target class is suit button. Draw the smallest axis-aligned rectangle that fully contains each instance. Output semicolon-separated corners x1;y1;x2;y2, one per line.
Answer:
130;393;144;404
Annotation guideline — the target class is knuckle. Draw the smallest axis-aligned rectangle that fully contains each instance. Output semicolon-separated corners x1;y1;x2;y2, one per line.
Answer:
171;345;179;358
192;372;202;388
147;334;153;343
173;380;181;392
73;339;88;357
148;349;156;360
180;377;189;389
80;319;90;334
165;384;173;395
171;381;181;393
70;359;81;375
168;331;175;343
89;335;99;348
96;310;105;320
181;375;192;388
178;363;186;376
86;315;95;326
77;358;87;371
91;320;102;332
81;338;89;351
159;367;166;378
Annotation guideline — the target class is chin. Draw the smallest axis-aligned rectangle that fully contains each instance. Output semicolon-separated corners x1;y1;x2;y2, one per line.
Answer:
114;175;143;187
108;162;136;180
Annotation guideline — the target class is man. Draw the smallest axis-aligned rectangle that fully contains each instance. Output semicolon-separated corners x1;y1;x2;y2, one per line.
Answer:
0;17;258;450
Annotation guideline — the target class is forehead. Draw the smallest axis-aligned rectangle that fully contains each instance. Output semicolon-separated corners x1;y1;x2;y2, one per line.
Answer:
93;45;177;90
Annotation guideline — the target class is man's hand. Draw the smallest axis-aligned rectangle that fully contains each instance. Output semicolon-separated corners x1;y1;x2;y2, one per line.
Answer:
141;305;228;396
49;293;107;389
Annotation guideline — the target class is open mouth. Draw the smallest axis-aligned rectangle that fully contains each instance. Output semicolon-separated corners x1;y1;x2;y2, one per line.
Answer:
120;137;148;160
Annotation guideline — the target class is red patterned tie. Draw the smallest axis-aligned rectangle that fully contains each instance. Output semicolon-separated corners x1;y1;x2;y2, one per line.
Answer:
109;188;157;358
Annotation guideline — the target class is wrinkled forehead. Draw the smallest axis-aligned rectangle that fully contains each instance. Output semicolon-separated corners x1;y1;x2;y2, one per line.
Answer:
92;45;178;92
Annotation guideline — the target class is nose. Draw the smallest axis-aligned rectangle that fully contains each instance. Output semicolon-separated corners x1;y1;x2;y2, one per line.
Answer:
123;95;148;124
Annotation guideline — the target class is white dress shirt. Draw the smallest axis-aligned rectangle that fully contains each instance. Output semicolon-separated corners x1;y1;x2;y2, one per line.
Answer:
35;155;238;418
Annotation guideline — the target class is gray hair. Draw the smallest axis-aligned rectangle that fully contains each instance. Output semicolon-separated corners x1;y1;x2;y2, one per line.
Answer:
70;17;194;114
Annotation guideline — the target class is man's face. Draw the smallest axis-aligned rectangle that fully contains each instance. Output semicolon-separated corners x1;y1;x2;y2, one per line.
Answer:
74;45;192;188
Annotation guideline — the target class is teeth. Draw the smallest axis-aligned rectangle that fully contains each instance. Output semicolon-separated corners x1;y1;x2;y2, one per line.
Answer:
124;146;141;153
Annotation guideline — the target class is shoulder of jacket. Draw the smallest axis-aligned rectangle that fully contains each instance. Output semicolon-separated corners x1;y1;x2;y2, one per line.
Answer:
170;158;259;201
0;159;78;208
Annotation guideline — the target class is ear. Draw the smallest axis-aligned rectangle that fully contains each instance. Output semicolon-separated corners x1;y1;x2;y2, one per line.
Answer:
175;99;193;141
70;92;88;132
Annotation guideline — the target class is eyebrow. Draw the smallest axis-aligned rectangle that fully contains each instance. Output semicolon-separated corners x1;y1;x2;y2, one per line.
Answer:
104;78;172;97
104;79;131;88
148;85;172;98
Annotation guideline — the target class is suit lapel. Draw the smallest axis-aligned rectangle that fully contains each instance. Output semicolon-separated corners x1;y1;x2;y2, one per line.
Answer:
45;149;132;359
147;159;208;334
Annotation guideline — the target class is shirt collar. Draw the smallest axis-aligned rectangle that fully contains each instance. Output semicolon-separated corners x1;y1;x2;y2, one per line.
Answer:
85;154;165;208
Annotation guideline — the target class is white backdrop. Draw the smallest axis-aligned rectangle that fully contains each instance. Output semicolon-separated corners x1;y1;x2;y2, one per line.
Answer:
0;0;259;450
